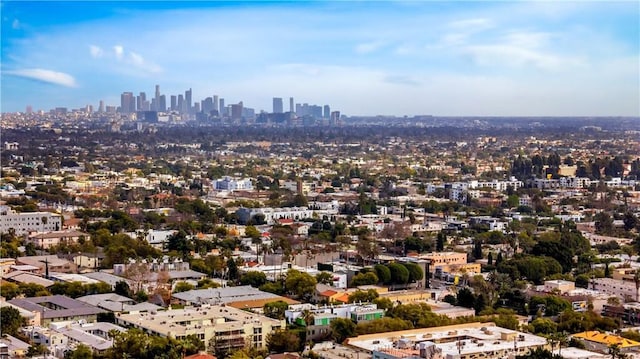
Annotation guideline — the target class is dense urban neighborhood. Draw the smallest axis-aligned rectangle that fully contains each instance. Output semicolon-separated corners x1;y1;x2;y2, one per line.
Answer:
1;113;640;359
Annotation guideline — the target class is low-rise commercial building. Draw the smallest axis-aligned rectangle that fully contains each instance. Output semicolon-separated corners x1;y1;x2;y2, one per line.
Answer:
346;322;548;359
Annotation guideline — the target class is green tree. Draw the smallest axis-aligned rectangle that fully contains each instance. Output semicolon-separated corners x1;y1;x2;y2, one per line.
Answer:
594;212;614;235
240;271;267;287
374;264;392;284
351;272;379;287
285;269;317;300
348;289;379;303
436;232;446;252
330;318;356;343
0;282;21;300
173;282;195;293
66;344;93;359
388;263;410;286
263;300;289;320
456;287;476;308
114;280;131;297
402;262;424;283
266;329;301;353
245;225;261;240
528;317;558;335
1;306;25;337
316;271;334;285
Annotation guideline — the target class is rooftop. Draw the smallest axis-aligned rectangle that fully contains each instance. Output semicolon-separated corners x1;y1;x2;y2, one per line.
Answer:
572;331;640;348
346;322;547;356
117;304;282;337
8;295;106;319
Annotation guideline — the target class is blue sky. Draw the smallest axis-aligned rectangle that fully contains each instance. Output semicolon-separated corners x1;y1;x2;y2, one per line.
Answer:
1;1;638;116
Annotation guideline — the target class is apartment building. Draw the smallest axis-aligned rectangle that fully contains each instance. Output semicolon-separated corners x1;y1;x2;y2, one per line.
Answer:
116;304;285;353
0;206;62;236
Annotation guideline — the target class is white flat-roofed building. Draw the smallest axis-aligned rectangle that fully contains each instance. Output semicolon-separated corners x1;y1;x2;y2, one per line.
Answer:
236;207;315;225
0;206;62;236
125;229;177;250
50;321;126;354
593;278;640;302
346;322;548;359
544;280;576;294
116;304;284;354
213;176;253;191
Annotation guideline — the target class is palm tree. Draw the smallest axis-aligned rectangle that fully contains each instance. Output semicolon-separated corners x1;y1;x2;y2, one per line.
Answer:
301;309;315;326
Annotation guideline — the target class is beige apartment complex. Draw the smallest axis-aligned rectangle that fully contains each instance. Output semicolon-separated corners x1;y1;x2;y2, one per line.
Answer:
116;304;285;354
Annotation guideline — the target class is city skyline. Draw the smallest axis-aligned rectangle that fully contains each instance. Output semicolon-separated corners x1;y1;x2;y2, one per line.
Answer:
1;1;638;116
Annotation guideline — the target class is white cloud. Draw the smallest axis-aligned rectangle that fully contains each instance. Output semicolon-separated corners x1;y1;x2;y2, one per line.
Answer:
462;30;585;70
355;41;385;54
5;68;78;87
12;19;20;29
503;31;553;49
463;44;583;70
113;45;124;60
448;18;494;31
89;45;104;58
128;51;162;73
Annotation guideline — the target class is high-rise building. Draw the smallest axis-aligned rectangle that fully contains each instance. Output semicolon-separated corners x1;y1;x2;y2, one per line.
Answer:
219;98;225;116
213;95;219;114
154;85;161;111
137;92;146;111
185;88;192;114
331;111;341;125
289;97;294;113
98;100;104;113
323;105;330;118
159;95;166;112
170;95;177;111
273;97;283;113
230;101;243;120
120;92;135;113
202;97;214;114
178;95;184;113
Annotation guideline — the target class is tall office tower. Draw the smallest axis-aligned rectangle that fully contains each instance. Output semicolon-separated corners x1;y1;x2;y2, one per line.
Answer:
213;95;219;114
289;97;294;113
87;105;94;113
154;85;160;111
295;103;301;116
137;92;146;111
150;99;157;112
323;105;330;118
178;95;184;113
230;101;243;119
120;92;135;113
185;88;192;114
331;111;341;125
273;97;283;113
170;95;177;111
219;98;225;116
194;102;200;114
202;97;214;114
159;95;167;112
98;100;105;113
